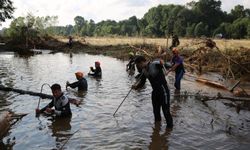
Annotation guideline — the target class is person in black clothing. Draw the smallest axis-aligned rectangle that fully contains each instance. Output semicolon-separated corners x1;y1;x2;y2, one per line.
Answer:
36;84;72;117
68;36;73;49
88;61;102;77
169;33;180;50
132;56;173;128
66;72;88;91
126;52;136;75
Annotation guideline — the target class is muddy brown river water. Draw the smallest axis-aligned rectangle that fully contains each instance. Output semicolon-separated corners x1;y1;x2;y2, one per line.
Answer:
0;52;250;149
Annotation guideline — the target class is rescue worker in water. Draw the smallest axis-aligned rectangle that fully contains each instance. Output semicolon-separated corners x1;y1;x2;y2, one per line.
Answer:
132;56;173;128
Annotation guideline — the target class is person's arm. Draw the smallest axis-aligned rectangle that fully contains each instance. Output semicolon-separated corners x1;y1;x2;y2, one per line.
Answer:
36;100;54;114
67;81;79;89
90;67;95;72
132;73;146;90
69;98;80;107
166;64;179;74
166;57;182;75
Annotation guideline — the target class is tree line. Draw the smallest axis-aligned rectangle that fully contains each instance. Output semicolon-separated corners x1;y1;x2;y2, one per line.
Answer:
1;0;250;40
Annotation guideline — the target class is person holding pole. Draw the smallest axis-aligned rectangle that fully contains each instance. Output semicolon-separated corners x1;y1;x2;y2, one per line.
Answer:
132;56;173;128
36;84;72;117
165;48;185;90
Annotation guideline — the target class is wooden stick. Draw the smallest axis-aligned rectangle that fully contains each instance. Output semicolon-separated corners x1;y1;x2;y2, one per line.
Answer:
0;85;53;99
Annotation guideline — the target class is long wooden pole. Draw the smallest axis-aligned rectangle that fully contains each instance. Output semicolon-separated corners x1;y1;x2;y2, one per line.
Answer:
0;85;53;99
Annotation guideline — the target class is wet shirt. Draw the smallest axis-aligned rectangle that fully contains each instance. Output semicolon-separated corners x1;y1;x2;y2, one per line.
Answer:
68;78;88;91
89;66;102;77
171;55;185;74
40;93;72;117
137;61;168;91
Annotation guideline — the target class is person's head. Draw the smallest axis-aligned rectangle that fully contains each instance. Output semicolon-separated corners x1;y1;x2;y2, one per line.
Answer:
128;52;134;58
95;61;101;67
134;56;147;71
75;72;84;80
51;84;62;98
172;47;179;56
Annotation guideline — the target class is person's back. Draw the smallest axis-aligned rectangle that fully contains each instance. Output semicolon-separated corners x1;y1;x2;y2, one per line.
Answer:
67;72;88;91
77;77;88;91
144;61;168;90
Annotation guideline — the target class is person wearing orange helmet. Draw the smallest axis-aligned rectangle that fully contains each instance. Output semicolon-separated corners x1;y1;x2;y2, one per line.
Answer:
66;71;88;91
88;61;102;78
166;47;185;90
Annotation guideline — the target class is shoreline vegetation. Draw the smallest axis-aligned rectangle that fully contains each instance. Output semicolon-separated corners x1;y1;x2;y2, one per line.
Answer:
0;36;250;81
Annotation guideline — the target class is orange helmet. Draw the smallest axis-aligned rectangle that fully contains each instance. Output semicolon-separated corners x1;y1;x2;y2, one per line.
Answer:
75;72;84;78
95;61;100;66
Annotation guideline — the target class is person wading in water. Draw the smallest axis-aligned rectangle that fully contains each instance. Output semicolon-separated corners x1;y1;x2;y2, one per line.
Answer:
132;56;173;128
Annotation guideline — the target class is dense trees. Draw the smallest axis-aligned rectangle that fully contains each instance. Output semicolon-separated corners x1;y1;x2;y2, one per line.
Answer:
3;0;250;39
4;13;58;46
0;0;14;23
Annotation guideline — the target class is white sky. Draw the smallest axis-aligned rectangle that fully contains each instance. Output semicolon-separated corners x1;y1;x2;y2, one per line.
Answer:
1;0;250;29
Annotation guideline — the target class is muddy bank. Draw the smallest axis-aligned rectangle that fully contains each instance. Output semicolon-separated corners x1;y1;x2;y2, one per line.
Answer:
1;36;250;81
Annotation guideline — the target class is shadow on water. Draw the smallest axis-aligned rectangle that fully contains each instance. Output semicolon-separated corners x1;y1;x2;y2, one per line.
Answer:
148;122;172;150
0;52;250;149
48;117;72;149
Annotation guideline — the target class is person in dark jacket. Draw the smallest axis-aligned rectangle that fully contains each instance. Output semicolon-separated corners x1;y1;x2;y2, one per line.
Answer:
169;33;180;50
88;61;102;77
36;84;72;117
66;72;88;91
166;48;185;90
132;56;173;128
126;52;136;75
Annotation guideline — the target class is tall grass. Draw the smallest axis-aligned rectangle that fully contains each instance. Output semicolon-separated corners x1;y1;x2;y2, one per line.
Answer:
55;36;250;51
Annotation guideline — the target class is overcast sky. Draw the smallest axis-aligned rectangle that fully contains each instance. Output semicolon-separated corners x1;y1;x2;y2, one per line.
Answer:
1;0;250;29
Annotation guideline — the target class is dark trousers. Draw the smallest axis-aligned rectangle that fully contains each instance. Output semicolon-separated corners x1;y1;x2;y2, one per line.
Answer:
174;70;184;90
151;86;173;127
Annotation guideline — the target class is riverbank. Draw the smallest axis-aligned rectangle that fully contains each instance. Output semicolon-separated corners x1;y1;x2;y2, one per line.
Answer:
0;36;250;80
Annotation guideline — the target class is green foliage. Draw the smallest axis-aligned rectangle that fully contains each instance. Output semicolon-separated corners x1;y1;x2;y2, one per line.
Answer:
0;0;14;23
3;13;58;45
194;22;208;37
4;0;250;39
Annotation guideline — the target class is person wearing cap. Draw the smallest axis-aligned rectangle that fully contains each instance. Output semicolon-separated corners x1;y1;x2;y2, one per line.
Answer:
88;61;102;78
166;47;185;90
66;72;88;91
36;84;72;117
132;56;173;128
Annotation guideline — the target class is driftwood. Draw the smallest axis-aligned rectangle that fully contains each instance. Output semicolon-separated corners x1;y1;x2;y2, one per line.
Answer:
194;92;250;102
0;111;28;138
0;85;53;99
195;78;228;90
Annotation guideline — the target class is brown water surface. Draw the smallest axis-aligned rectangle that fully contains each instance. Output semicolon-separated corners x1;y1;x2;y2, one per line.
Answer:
0;52;250;149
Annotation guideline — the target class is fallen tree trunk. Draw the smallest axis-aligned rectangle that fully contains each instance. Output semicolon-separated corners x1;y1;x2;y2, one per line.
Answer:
195;78;228;90
0;111;28;138
0;111;11;138
201;94;250;102
0;85;53;99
